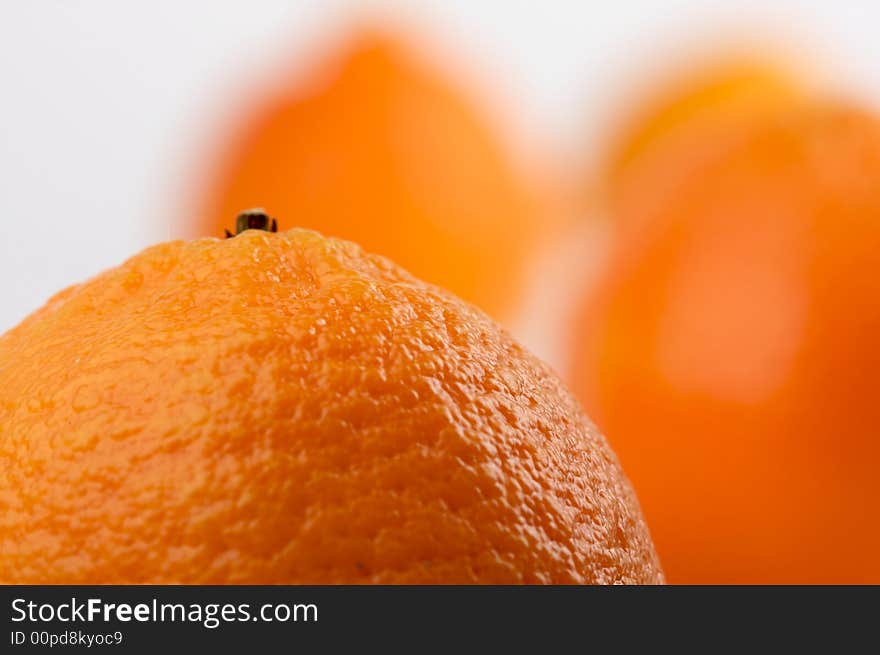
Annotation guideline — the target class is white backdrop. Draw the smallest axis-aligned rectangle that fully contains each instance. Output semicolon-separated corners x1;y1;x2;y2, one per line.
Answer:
2;1;879;338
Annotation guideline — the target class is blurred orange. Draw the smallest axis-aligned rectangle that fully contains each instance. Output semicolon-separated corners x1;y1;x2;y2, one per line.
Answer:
602;57;806;240
193;31;549;321
572;102;880;583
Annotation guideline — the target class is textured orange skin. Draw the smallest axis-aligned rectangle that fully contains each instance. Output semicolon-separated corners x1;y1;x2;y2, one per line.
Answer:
573;106;880;583
0;229;662;584
193;34;545;321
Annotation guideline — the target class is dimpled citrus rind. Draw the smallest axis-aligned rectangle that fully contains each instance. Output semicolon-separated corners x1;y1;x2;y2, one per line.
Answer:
0;229;662;584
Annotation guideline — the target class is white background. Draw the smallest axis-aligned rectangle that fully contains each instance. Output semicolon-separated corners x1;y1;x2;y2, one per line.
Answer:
2;1;879;339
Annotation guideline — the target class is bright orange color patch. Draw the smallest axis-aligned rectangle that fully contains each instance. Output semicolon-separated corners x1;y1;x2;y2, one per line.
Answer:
573;105;880;583
603;58;805;240
193;33;546;321
0;228;662;584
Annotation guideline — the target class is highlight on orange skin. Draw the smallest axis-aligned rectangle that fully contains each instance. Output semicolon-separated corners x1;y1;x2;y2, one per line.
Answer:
192;31;548;322
572;104;880;583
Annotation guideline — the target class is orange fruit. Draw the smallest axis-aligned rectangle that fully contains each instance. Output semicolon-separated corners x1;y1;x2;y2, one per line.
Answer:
0;221;662;584
192;32;548;322
602;56;805;240
572;104;880;583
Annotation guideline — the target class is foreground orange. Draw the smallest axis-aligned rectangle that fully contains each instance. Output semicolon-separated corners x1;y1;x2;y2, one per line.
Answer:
573;105;880;583
0;219;662;584
193;32;547;321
